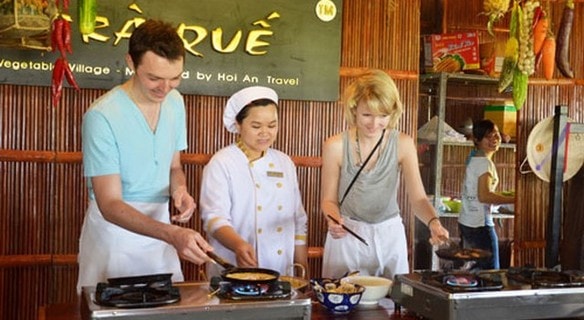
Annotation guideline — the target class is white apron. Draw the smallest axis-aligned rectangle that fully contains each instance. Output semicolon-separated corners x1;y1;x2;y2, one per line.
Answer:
322;215;408;279
77;200;183;292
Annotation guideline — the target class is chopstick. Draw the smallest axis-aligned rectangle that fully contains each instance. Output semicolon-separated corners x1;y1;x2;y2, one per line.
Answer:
326;214;369;246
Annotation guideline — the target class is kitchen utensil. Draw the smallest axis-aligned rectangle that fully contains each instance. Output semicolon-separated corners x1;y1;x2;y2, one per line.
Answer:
342;270;360;278
437;237;460;250
207;287;221;298
206;251;280;285
279;263;309;291
279;275;309;291
434;247;492;261
326;214;369;246
105;273;173;286
459;117;473;137
206;251;236;269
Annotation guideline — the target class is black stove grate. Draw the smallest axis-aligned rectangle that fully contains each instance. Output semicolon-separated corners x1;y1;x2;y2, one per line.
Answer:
95;273;180;308
506;267;584;288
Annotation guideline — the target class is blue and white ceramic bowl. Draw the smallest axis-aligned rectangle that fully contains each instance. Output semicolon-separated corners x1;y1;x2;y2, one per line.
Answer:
310;278;365;314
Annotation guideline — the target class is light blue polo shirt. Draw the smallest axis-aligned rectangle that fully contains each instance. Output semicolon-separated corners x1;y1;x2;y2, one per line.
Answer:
82;86;187;203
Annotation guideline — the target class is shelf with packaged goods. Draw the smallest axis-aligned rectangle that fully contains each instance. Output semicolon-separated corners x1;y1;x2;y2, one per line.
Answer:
418;72;513;210
420;72;501;85
418;139;516;149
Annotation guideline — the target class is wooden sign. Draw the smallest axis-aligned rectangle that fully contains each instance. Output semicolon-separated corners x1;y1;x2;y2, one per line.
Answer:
0;0;343;101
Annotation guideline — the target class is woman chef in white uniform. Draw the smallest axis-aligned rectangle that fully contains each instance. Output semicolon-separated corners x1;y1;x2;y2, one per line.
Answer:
200;86;308;277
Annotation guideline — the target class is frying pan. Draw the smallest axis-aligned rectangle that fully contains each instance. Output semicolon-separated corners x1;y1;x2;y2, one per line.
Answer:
106;273;173;286
435;248;492;261
206;251;280;285
279;263;309;291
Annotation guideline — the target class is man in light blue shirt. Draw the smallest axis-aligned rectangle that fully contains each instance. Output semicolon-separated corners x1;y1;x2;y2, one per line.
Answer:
77;19;212;292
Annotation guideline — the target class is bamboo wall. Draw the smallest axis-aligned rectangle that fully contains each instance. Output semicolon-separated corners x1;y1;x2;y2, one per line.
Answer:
0;1;421;319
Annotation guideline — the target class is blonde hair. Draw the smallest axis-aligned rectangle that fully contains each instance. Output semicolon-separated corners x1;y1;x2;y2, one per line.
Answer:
343;69;403;128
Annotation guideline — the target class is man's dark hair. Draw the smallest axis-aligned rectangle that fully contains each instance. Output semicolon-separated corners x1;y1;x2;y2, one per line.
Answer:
128;19;185;68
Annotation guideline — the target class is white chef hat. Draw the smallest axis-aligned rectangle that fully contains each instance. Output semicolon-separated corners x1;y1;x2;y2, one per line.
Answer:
223;86;278;133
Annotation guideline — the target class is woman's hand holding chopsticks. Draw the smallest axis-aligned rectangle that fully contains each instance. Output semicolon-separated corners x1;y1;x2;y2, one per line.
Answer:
326;214;369;246
327;214;348;239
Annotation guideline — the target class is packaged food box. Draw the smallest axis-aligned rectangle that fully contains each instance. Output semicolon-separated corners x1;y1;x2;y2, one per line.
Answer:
480;41;506;76
484;103;517;138
423;31;480;73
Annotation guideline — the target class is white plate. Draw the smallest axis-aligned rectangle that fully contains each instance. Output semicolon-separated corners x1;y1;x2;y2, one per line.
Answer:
526;116;584;182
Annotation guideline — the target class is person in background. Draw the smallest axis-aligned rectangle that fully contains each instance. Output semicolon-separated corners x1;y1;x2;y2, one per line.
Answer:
320;69;449;279
77;19;212;292
459;119;515;270
200;86;308;278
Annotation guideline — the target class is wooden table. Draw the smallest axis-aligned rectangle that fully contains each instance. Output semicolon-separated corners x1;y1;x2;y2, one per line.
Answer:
39;298;420;320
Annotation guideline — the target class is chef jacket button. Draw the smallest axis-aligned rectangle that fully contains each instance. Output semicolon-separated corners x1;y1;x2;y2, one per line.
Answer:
257;205;262;211
256;183;260;188
276;182;283;188
278;205;282;211
258;228;263;234
276;227;283;232
269;163;275;168
277;250;283;255
249;162;254;168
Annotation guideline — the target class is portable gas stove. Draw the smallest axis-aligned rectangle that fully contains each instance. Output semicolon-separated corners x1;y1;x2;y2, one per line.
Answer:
391;267;584;320
93;273;180;308
81;275;311;320
208;276;293;300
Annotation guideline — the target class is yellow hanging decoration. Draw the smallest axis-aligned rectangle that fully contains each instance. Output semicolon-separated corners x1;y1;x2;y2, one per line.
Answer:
483;0;512;36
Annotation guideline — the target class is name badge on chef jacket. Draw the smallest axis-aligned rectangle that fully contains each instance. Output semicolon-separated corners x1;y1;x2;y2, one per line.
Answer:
267;171;284;178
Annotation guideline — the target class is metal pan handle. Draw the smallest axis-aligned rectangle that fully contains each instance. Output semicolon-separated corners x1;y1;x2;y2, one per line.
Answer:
206;251;236;269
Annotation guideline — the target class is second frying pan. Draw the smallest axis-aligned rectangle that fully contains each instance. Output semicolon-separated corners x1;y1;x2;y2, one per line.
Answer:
435;247;492;261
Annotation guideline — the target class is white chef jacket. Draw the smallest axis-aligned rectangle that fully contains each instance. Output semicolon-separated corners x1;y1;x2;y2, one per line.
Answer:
200;145;308;277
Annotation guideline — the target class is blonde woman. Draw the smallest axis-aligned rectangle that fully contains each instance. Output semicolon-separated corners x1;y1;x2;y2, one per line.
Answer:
321;69;449;279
